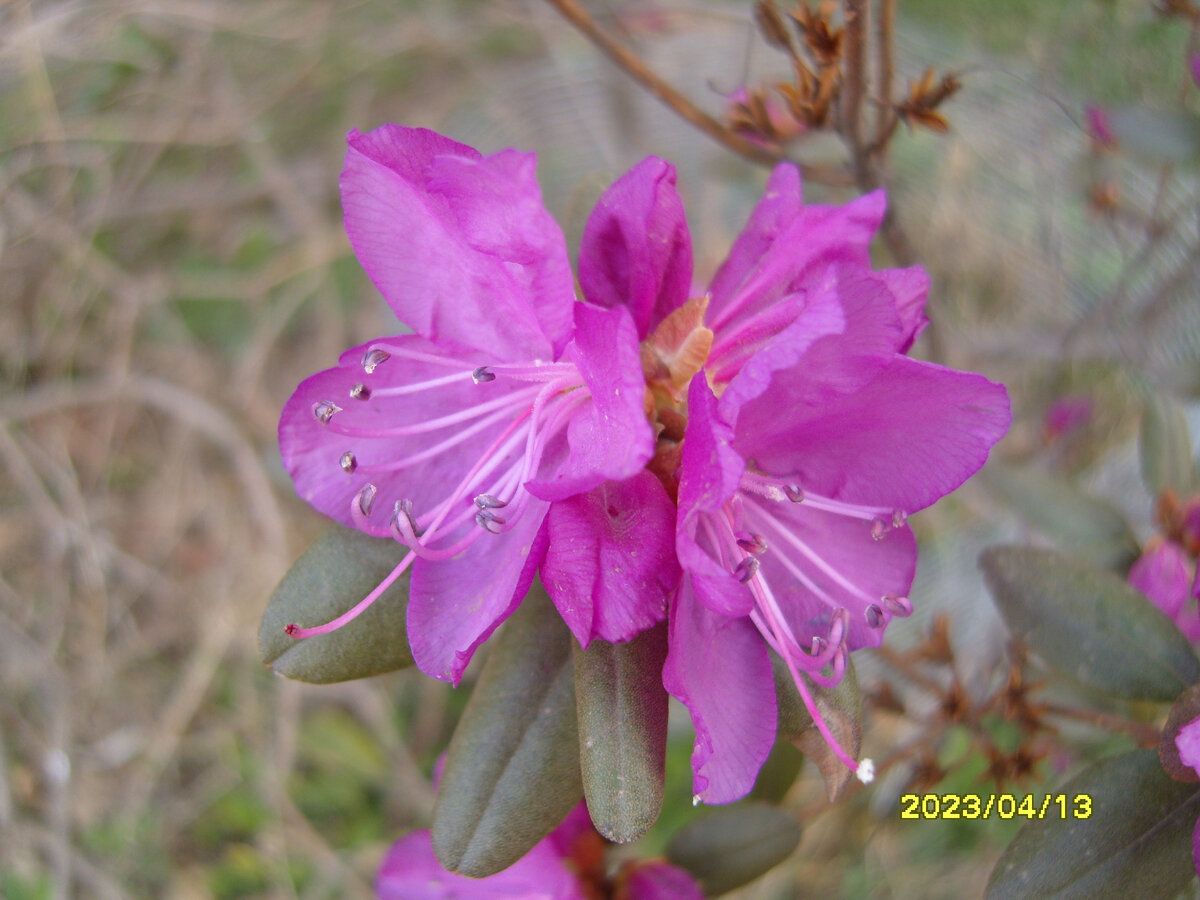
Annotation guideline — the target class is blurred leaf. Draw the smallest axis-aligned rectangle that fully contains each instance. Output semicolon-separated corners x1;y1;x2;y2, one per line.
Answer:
980;465;1139;570
1159;683;1200;783
980;546;1200;701
987;749;1200;900
432;586;582;877
774;654;862;800
1107;106;1200;164
172;297;253;353
258;524;413;683
1140;395;1194;497
574;622;668;844
666;802;802;897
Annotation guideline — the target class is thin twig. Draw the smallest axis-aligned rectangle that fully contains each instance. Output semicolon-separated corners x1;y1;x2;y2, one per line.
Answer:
841;0;869;181
543;0;851;184
874;0;896;148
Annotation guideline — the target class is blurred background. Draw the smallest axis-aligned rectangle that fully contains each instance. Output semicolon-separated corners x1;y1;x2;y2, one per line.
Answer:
2;1;1198;897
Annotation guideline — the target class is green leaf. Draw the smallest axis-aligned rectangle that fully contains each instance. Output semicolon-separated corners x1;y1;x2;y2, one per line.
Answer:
980;464;1139;570
432;585;582;877
574;622;668;844
1107;106;1200;164
665;802;802;897
987;749;1200;900
1140;395;1194;497
774;654;862;800
258;524;412;683
980;545;1200;701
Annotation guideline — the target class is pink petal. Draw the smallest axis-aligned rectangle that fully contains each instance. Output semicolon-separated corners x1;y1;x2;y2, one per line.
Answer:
619;861;705;900
541;471;679;647
407;502;549;684
278;336;533;536
1177;716;1200;776
377;829;586;900
526;303;654;501
1129;540;1192;620
663;578;776;804
341;125;573;362
881;265;930;352
733;355;1011;514
677;374;754;617
579;156;693;338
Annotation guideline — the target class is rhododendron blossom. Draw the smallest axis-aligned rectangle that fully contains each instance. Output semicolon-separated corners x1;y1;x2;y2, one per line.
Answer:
279;126;678;683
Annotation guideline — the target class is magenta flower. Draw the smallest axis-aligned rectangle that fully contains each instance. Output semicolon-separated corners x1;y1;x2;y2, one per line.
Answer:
649;165;1011;801
1175;716;1200;878
278;126;679;682
376;803;703;900
1130;538;1200;642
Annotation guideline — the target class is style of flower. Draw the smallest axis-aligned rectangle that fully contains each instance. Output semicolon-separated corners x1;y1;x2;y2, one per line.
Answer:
278;126;680;684
620;162;1011;802
376;803;704;900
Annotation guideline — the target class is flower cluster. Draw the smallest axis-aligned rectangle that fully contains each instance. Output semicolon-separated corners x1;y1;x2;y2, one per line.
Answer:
277;123;1009;864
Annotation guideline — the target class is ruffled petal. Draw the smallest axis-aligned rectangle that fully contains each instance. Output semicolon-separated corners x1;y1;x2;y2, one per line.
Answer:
677;374;754;617
407;501;549;684
663;579;775;804
278;335;535;535
377;829;586;900
541;471;678;647
578;156;693;338
732;355;1011;513
717;268;901;423
341;125;573;362
881;265;930;352
526;303;654;501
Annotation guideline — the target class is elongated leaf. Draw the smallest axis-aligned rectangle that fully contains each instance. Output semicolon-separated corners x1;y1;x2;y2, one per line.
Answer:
774;654;862;800
258;524;412;683
980;465;1139;570
980;546;1200;701
987;749;1200;900
432;586;582;877
666;802;802;897
574;623;668;844
1140;395;1194;497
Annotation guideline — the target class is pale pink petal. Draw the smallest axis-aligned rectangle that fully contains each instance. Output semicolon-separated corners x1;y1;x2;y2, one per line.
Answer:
341;125;573;362
578;156;693;338
663;578;776;804
1177;716;1200;775
1129;540;1192;620
541;471;678;647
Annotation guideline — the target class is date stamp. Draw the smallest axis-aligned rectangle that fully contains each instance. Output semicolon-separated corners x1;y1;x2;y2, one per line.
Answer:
899;793;1093;820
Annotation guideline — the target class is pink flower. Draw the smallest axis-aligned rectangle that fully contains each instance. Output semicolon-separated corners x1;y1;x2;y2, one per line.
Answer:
654;165;1010;801
279;127;679;683
1175;716;1200;878
1129;538;1200;641
377;803;703;900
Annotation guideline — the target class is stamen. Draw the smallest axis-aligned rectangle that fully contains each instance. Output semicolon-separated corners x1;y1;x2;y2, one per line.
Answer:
472;366;496;384
870;517;888;541
313;400;341;424
864;603;884;628
736;532;768;554
734;556;760;583
892;509;908;529
881;593;913;617
475;511;506;534
350;383;371;401
856;759;876;784
355;483;377;517
339;451;357;474
361;348;391;373
784;485;806;503
474;493;508;509
286;550;414;640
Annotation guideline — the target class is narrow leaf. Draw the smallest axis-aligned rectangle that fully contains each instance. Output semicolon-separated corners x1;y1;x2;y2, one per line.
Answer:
574;622;669;844
980;545;1200;701
980;465;1139;570
1140;395;1194;497
987;749;1200;900
432;585;582;877
258;524;412;683
666;803;801;897
774;654;862;800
